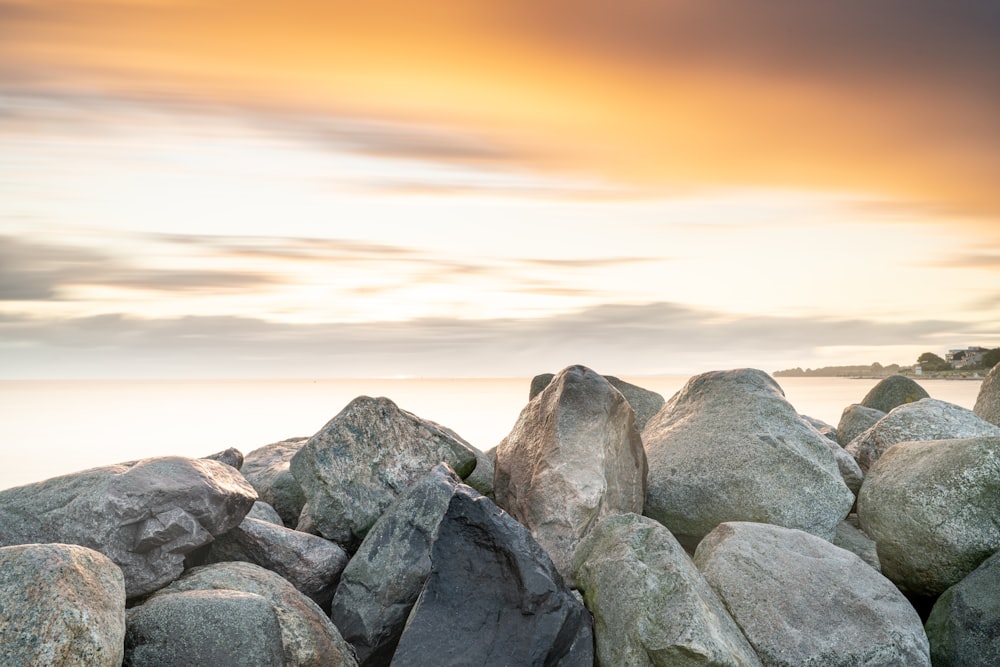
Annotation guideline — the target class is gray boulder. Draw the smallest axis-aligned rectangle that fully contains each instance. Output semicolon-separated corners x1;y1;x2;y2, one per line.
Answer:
573;513;762;667
925;548;1000;667
823;434;865;496
495;365;647;584
464;446;495;499
0;543;126;667
290;396;477;549
642;369;854;550
836;404;885;447
857;436;1000;597
246;500;284;525
974;363;1000;427
694;522;930;667
242;437;309;528
832;518;881;572
860;374;930;413
530;371;665;431
203;447;244;470
801;414;837;442
845;398;1000;472
0;456;257;598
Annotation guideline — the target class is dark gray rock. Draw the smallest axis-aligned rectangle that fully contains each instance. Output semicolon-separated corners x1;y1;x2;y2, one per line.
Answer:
837;404;886;447
859;374;929;413
0;543;126;667
290;396;477;549
0;456;257;599
464;446;495;499
529;371;665;431
694;522;930;667
246;500;284;526
974;363;1000;427
495;365;647;584
203;447;244;470
925;548;1000;667
241;437;309;528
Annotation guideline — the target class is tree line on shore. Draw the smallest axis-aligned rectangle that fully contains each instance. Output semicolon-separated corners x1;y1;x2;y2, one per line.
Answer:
775;348;1000;378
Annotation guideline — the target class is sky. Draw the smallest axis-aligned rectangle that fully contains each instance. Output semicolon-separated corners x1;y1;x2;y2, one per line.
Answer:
2;0;999;379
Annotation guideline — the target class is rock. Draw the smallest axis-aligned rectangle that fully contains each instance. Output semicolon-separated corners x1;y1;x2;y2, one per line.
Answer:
642;369;854;550
925;548;1000;667
246;500;284;526
529;371;665;431
154;561;357;666
573;513;762;667
0;543;126;667
0;456;257;598
495;365;647;584
242;437;309;528
824;434;865;496
801;414;837;442
124;589;285;666
464;446;495;499
290;396;477;549
203;516;348;611
857;436;1000;597
836;404;885;447
974;363;1000;427
859;374;929;413
694;522;930;667
832;518;881;572
203;446;244;470
845;398;1000;472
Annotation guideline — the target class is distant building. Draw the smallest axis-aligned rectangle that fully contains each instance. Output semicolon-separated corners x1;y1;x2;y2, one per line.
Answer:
946;346;990;369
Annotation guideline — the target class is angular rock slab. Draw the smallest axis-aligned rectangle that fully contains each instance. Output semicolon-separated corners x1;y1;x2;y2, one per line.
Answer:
857;436;1000;596
0;456;257;598
495;365;647;584
694;522;930;667
573;513;762;667
974;362;1000;427
530;372;665;432
836;403;885;448
859;374;929;413
642;369;854;550
925;548;1000;667
0;543;126;667
290;396;477;549
845;398;1000;472
242;437;309;528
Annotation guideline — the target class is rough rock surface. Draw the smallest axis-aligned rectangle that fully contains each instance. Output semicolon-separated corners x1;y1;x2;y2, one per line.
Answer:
974;363;1000;427
155;561;357;667
290;396;477;549
836;404;886;448
463;446;495;499
203;447;244;470
495;365;647;583
530;371;665;431
925;549;1000;667
573;513;762;667
241;437;309;528
823;435;864;496
845;398;1000;472
859;374;929;413
0;456;257;598
642;369;853;550
857;436;1000;597
246;500;284;525
832;518;881;572
694;522;930;667
0;543;126;667
801;414;837;442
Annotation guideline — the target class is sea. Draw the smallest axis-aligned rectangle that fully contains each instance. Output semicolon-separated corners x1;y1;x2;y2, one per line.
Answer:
0;375;984;491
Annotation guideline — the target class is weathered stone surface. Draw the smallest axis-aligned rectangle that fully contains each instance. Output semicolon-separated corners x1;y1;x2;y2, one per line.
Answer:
246;500;284;525
124;589;284;666
694;522;930;667
832;518;881;572
464;446;495;499
242;437;309;528
155;561;357;666
390;483;594;666
859;374;929;413
857;436;1000;597
642;369;854;550
290;396;477;549
203;446;244;470
845;398;1000;472
925;548;1000;667
0;456;257;598
974;363;1000;427
573;513;762;667
0;543;126;667
204;516;348;610
530;371;665;431
824;434;865;496
801;414;837;442
495;365;647;584
836;404;885;448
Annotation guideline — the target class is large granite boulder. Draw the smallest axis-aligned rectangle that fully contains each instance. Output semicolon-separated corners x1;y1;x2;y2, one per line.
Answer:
974;363;1000;427
694;522;930;667
241;437;309;528
859;374;929;413
495;365;647;584
0;456;257;598
836;404;885;447
845;398;1000;472
925;548;1000;667
573;513;762;667
0;543;126;667
530;371;665;431
857;436;1000;597
832;518;881;572
642;369;854;550
290;396;477;549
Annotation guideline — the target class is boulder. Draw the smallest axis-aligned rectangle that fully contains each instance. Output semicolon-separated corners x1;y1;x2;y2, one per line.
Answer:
845;398;1000;472
857;436;1000;597
0;543;126;667
925;548;1000;667
154;561;357;666
824;435;864;496
832;518;881;572
801;414;837;442
463;446;495;499
529;372;665;431
974;363;1000;427
495;365;647;583
573;513;762;667
290;396;477;549
859;374;929;413
241;437;309;528
836;404;885;448
246;500;284;526
694;522;930;667
642;369;853;550
203;447;244;470
0;456;256;598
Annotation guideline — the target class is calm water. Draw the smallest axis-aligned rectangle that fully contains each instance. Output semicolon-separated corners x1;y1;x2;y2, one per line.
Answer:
0;375;983;491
